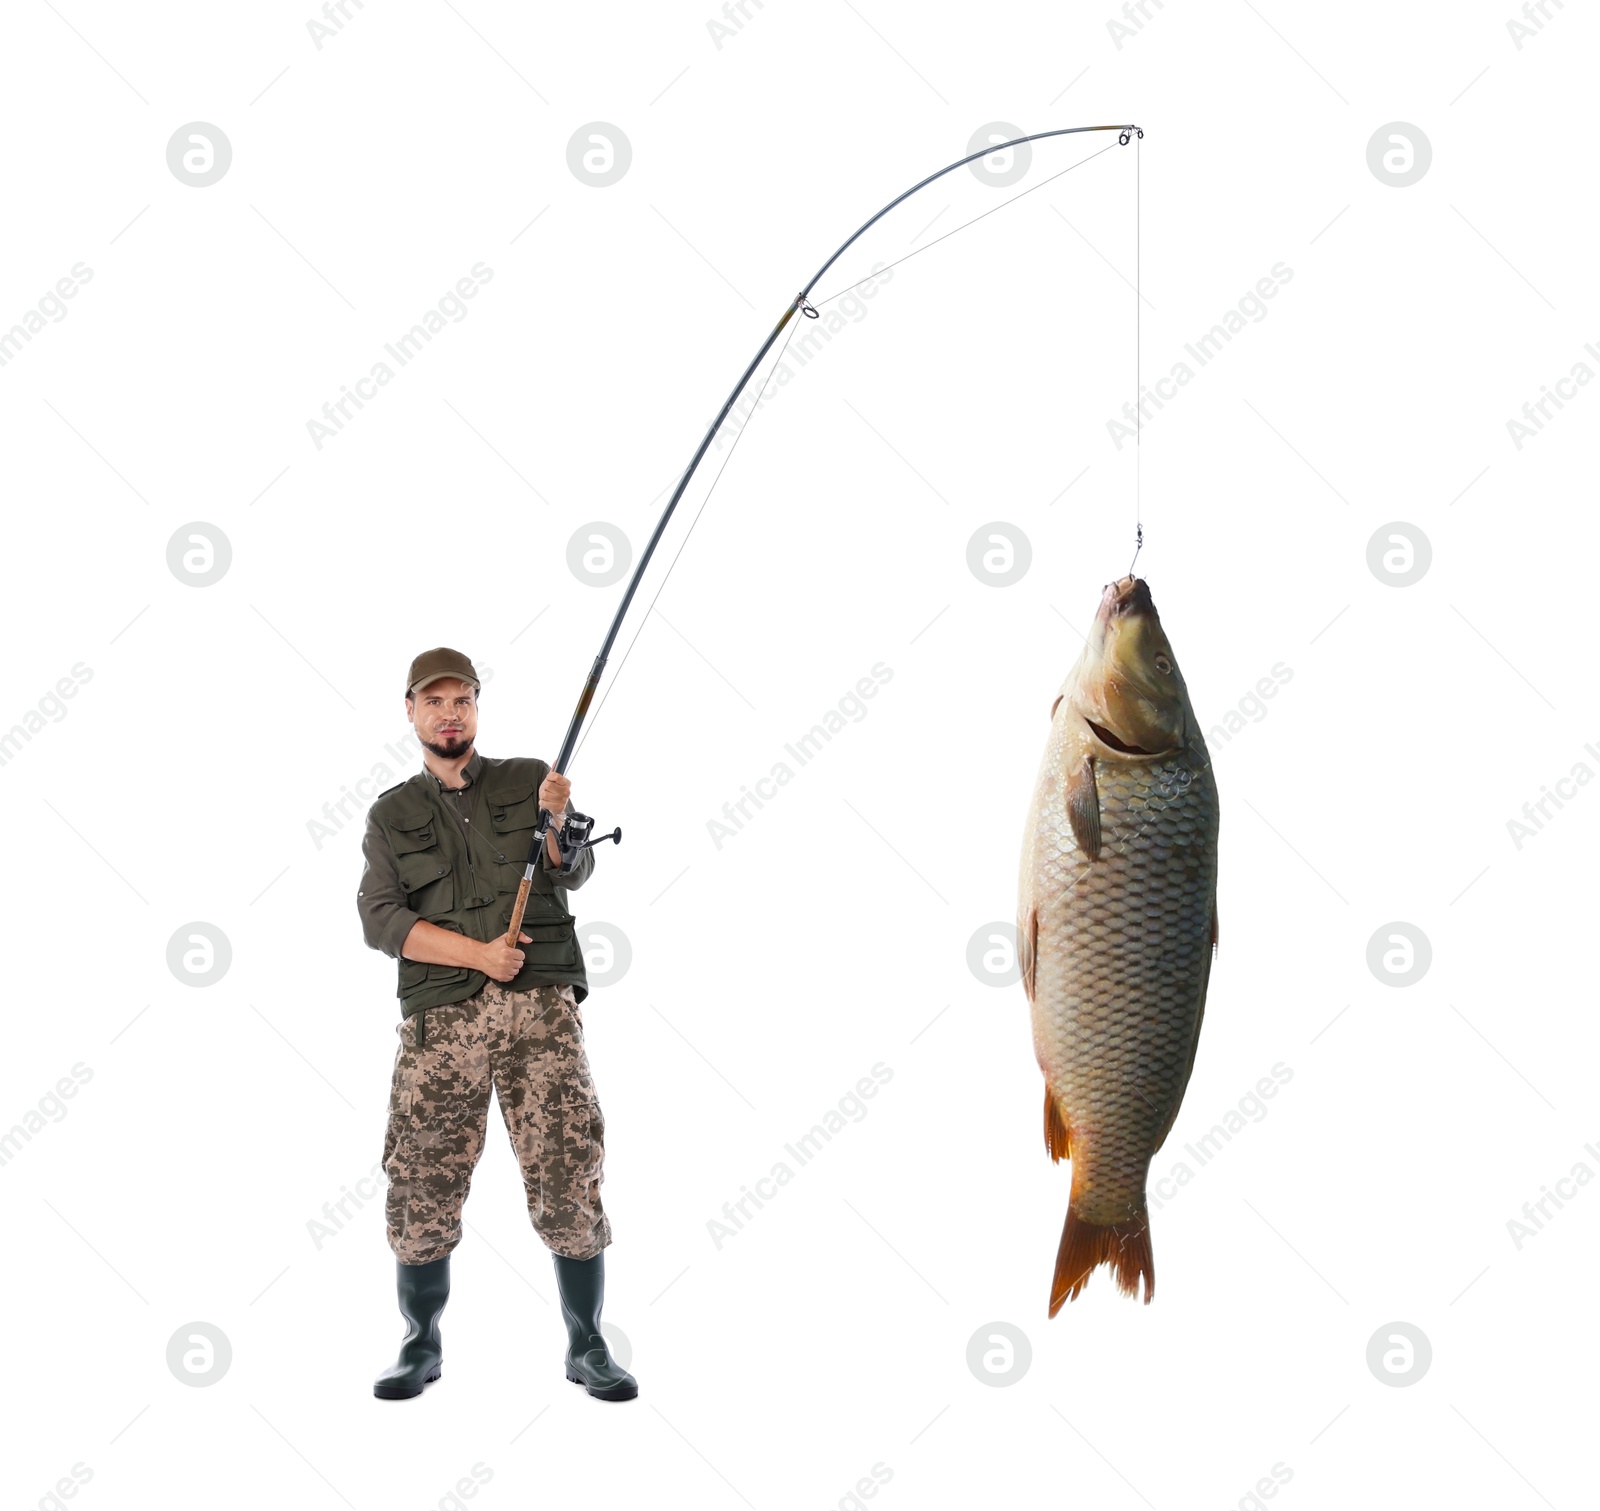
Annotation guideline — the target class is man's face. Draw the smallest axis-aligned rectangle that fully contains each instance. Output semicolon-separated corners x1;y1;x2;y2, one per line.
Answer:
408;677;478;760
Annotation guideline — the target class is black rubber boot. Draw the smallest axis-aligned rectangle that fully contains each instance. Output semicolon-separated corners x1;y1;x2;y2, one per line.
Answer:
373;1255;449;1400
553;1251;638;1401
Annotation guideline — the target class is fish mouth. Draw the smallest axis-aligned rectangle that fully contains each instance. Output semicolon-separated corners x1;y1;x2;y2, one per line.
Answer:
1097;575;1154;624
1085;719;1165;757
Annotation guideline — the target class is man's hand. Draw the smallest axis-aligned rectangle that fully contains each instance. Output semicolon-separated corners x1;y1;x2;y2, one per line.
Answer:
478;932;532;983
539;771;571;826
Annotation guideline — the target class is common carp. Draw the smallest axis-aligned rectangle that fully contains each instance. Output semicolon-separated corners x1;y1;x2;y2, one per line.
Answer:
1017;575;1219;1313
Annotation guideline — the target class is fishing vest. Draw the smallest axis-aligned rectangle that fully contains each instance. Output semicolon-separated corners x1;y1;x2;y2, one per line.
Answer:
368;755;588;1020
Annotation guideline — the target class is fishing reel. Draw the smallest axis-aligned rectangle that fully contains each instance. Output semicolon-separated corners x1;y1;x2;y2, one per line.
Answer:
553;808;621;875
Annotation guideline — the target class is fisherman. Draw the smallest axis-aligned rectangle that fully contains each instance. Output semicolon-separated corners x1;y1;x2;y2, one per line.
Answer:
356;647;637;1402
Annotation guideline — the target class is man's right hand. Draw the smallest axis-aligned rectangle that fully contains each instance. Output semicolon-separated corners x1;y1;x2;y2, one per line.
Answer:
478;933;531;982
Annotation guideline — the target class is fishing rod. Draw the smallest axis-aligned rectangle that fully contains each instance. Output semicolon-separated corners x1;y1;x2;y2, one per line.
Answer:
504;121;1145;945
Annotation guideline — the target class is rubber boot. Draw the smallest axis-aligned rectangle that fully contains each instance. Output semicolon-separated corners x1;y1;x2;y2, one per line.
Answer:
553;1251;638;1401
373;1255;449;1399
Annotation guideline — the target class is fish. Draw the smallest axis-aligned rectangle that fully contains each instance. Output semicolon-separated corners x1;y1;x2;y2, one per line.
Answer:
1017;575;1219;1313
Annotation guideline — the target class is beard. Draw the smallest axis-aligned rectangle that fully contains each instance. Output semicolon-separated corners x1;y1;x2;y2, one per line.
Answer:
421;731;473;761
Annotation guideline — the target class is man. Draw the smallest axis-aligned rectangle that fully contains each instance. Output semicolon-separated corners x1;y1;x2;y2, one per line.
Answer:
356;646;637;1403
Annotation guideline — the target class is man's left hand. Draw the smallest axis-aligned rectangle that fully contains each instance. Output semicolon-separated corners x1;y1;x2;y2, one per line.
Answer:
539;771;571;815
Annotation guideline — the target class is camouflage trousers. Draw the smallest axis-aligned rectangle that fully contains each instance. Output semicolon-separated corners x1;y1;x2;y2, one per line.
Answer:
381;981;612;1265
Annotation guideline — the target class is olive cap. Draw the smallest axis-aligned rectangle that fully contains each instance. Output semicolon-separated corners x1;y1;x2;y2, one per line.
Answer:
406;646;480;696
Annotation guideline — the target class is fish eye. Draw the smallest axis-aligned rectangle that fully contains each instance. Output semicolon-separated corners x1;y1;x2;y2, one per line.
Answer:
1154;654;1173;675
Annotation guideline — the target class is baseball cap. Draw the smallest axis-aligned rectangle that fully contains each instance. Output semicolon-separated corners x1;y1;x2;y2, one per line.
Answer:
406;647;481;696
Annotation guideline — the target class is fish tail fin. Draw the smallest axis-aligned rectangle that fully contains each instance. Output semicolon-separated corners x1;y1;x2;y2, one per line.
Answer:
1049;1201;1154;1315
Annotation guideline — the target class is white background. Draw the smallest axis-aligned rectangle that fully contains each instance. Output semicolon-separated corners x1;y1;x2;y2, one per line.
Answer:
1;2;1594;1508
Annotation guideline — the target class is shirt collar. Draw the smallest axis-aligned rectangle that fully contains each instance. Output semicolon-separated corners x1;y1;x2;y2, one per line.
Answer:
422;749;483;791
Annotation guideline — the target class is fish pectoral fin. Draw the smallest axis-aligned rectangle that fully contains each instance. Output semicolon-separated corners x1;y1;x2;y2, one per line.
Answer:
1066;754;1102;859
1044;1086;1071;1163
1019;905;1038;1003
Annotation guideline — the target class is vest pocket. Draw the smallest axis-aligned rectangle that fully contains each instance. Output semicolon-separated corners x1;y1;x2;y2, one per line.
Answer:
398;853;456;918
510;892;579;968
487;779;546;888
399;956;473;995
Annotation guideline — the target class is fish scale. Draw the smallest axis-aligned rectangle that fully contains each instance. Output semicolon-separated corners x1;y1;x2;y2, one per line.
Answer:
1032;752;1218;1225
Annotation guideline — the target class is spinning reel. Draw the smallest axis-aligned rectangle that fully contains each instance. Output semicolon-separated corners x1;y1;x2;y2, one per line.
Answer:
553;809;621;876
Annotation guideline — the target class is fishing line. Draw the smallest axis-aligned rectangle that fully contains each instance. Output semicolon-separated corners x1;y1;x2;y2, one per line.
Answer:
810;138;1121;310
1130;130;1143;577
570;304;808;765
515;124;1143;902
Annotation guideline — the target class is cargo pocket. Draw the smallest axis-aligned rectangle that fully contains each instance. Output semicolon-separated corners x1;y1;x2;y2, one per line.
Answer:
515;894;579;968
487;780;542;893
397;853;456;919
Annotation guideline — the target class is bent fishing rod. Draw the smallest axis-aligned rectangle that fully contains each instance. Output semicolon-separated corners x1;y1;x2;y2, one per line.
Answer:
504;121;1144;944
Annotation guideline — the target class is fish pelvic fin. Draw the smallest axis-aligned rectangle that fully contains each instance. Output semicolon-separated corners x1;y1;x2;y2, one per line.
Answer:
1049;1202;1154;1315
1044;1087;1071;1163
1066;754;1101;859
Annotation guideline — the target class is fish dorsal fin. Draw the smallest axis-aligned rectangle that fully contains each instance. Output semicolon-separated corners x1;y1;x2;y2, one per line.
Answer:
1066;754;1101;859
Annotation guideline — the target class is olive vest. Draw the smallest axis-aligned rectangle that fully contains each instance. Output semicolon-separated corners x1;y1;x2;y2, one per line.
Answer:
368;755;588;1020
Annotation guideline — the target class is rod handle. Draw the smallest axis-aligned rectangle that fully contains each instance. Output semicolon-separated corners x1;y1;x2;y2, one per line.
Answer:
504;873;533;946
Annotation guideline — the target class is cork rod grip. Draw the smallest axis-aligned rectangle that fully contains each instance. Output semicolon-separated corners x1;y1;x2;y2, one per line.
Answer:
504;874;533;946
